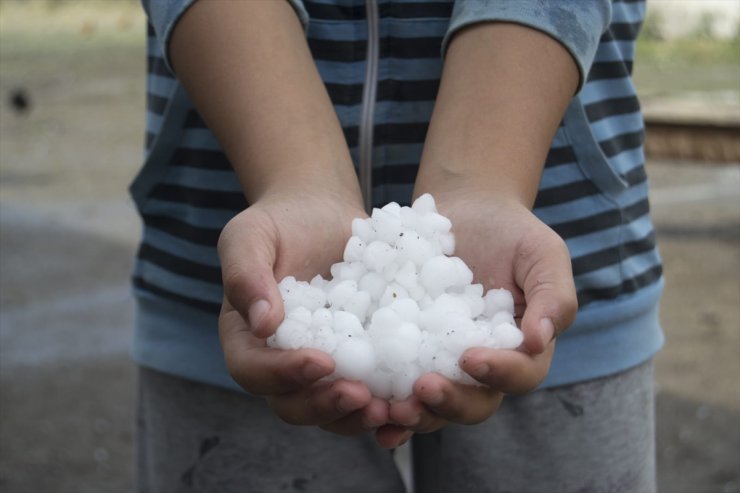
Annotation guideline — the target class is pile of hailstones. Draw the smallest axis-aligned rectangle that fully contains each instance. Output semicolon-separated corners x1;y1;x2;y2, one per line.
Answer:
266;194;523;400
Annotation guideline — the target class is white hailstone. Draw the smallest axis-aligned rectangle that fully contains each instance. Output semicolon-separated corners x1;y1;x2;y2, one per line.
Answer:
274;318;312;350
366;369;394;400
381;201;402;217
399;207;420;230
484;288;515;317
490;310;516;328
343;236;365;263
343;290;371;322
327;279;357;309
418;212;452;238
490;322;524;349
408;284;426;301
392;363;423;400
394;261;418;291
368;307;402;339
363;241;398;272
382;261;400;283
418;295;434;310
396;321;423;346
352;217;374;243
310;274;326;289
450;256;474;288
418;332;440;370
396;232;434;266
377;322;422;371
389;298;420;325
280;282;326;313
378;338;414;371
433;350;463;381
419;306;446;334
439;232;455;256
306;325;338;354
440;315;477;354
337;262;366;282
465;283;484;298
359;271;387;301
463;284;486;318
279;275;298;291
311;308;333;329
419;255;459;297
266;193;523;400
372;208;403;244
411;193;437;214
460;327;489;350
443;293;473;316
333;310;364;337
329;262;342;280
286;306;312;326
334;339;376;381
379;283;409;308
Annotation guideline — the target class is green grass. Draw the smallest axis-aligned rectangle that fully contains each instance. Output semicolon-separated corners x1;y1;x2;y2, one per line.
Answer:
634;36;740;97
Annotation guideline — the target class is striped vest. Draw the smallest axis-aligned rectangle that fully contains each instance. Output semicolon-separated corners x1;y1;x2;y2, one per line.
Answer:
131;0;663;388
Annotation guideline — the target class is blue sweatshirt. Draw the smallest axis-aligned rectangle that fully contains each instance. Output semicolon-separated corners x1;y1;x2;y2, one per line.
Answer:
131;0;664;390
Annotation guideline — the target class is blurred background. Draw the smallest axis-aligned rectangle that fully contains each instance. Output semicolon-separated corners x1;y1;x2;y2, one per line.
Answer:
0;0;738;492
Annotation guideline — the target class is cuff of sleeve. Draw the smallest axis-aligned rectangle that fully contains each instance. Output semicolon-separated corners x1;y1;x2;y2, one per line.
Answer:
144;0;197;73
285;0;310;31
442;0;612;92
146;0;309;73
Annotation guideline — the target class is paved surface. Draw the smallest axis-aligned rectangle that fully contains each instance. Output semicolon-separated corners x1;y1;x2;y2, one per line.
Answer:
1;160;738;493
0;3;738;490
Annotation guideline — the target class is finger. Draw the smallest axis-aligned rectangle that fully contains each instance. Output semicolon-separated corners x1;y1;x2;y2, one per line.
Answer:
220;304;335;394
321;397;390;435
413;373;502;426
218;212;285;338
374;425;414;450
268;379;373;426
388;395;448;433
515;232;578;354
460;345;555;395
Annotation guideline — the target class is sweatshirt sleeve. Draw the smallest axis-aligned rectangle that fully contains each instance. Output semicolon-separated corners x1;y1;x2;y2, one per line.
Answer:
442;0;612;92
140;0;310;72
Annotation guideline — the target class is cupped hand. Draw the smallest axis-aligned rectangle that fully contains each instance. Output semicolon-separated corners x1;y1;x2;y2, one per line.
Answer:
217;191;395;439
388;189;578;433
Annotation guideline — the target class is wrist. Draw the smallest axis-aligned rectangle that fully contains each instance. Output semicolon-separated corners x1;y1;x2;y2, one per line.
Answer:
239;159;363;207
414;163;540;210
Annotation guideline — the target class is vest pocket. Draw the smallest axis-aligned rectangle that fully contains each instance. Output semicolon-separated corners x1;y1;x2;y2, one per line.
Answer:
562;97;628;198
129;85;190;209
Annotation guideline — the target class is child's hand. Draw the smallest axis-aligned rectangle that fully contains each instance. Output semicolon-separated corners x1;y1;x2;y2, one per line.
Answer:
218;192;394;438
387;344;555;435
387;191;578;432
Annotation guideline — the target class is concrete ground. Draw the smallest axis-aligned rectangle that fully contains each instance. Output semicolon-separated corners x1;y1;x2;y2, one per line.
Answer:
0;3;738;492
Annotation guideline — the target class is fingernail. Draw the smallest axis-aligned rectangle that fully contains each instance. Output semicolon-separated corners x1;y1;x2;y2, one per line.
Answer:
302;362;327;382
337;394;359;413
248;299;270;331
539;318;555;348
424;390;444;406
469;363;489;379
398;431;414;447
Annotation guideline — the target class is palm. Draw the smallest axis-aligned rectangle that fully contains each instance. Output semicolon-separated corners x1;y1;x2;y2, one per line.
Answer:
440;197;561;320
437;194;576;353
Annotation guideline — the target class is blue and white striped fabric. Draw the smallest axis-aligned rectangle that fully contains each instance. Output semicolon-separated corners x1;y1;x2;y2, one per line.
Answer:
132;0;663;390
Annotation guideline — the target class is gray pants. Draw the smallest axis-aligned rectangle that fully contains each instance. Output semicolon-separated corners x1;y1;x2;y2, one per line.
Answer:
137;362;656;493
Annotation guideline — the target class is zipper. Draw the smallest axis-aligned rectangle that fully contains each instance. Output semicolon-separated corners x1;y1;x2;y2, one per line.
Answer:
359;0;379;213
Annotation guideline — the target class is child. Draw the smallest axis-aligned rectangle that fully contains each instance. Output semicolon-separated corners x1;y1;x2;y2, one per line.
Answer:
133;1;663;491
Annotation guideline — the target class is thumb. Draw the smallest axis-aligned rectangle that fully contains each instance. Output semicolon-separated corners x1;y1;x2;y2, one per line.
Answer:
218;212;285;338
517;234;578;354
